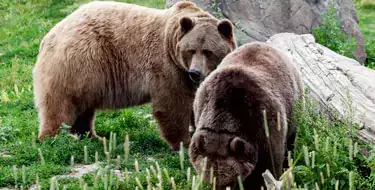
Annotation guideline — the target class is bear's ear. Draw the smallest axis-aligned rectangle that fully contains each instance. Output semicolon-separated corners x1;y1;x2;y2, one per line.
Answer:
217;19;234;40
180;17;195;33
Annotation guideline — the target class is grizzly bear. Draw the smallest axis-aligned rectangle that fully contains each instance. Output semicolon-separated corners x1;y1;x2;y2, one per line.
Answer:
189;42;304;189
33;1;236;150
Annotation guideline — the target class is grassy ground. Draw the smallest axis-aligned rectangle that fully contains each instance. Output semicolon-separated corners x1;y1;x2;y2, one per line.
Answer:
0;0;374;190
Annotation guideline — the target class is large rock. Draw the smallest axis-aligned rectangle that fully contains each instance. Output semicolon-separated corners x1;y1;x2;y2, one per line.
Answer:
267;33;375;143
166;0;367;64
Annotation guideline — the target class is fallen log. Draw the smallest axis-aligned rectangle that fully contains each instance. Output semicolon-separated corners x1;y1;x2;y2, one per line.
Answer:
267;33;375;143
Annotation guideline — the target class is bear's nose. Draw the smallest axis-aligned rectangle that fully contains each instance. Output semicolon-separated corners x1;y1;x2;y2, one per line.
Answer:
188;69;202;83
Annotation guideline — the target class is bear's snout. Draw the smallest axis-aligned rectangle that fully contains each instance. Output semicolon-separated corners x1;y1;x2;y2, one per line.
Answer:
189;132;256;188
188;69;202;83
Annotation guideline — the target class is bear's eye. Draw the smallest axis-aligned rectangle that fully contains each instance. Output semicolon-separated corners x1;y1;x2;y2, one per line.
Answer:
202;50;213;57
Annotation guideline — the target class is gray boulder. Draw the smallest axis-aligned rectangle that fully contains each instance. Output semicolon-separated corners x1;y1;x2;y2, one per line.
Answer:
166;0;367;64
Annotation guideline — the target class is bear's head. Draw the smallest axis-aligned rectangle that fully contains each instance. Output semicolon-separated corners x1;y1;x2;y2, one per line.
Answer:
189;68;262;189
189;131;258;189
176;17;236;84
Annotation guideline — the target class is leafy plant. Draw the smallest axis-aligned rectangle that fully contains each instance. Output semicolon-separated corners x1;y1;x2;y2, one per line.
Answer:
287;92;375;189
363;25;375;69
208;0;224;18
312;3;357;59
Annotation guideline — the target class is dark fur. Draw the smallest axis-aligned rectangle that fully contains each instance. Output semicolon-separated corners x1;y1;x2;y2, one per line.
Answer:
189;42;304;189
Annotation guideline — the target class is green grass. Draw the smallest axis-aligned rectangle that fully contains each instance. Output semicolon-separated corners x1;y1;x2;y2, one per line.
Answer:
288;95;375;189
0;0;374;189
355;1;375;69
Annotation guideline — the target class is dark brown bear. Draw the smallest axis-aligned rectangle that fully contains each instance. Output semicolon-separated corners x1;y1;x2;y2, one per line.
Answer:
33;1;236;150
189;42;304;189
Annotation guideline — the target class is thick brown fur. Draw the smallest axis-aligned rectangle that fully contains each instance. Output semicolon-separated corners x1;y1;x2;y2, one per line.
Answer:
189;42;304;189
33;1;236;150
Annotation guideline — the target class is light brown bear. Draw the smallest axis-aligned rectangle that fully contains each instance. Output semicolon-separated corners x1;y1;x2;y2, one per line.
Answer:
189;42;304;189
33;1;236;150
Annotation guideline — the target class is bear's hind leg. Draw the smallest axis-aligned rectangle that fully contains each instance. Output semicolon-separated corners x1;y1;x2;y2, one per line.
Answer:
70;109;98;138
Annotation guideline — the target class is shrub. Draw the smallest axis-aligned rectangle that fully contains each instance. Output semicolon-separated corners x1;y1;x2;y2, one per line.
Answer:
364;39;375;69
312;4;357;59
